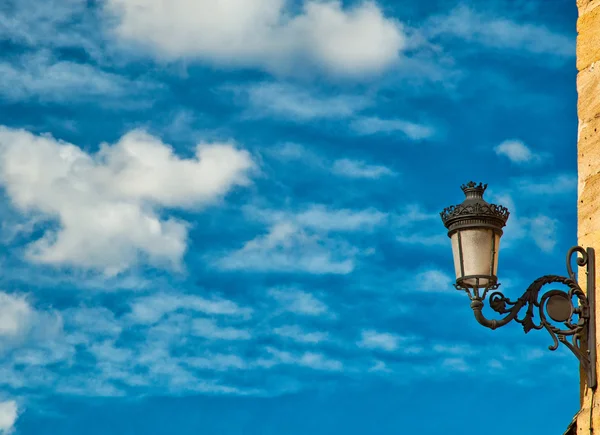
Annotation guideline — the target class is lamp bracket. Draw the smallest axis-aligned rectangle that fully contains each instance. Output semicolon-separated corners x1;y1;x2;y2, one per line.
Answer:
458;246;597;390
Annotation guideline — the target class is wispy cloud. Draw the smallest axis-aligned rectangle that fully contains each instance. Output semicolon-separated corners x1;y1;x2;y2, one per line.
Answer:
350;117;435;140
217;205;385;274
413;269;454;293
441;357;471;373
0;51;158;106
0;292;34;339
230;82;370;121
192;319;252;341
513;174;577;195
424;5;574;57
357;330;402;352
245;204;387;232
215;221;357;274
0;0;100;55
520;215;558;253
258;347;342;371
292;206;387;232
183;354;247;371
268;143;395;179
269;288;329;316
396;234;447;247
128;293;251;325
486;191;560;253
395;205;446;248
331;159;396;179
273;325;328;344
395;205;440;227
494;139;544;164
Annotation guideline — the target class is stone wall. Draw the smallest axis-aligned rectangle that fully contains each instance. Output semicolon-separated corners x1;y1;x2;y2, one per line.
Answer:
576;0;600;432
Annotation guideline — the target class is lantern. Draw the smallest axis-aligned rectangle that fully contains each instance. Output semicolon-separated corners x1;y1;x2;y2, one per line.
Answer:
440;182;510;291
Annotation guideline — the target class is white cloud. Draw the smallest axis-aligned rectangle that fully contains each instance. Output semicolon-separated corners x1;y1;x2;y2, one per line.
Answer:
191;319;252;341
0;0;101;56
0;127;255;275
396;234;447;247
64;307;122;338
268;143;321;164
0;293;33;339
414;269;453;293
268;143;394;180
105;0;405;79
331;159;395;179
243;204;387;233
216;221;356;274
259;347;342;371
433;343;478;356
514;174;577;195
0;51;157;105
521;215;558;253
350;117;434;140
357;330;401;351
425;5;573;57
293;206;387;232
273;325;328;344
368;360;391;373
441;357;471;372
128;293;251;325
216;205;383;274
494;140;541;164
395;204;440;226
0;400;18;434
486;191;559;253
183;354;247;371
269;288;328;316
233;82;369;121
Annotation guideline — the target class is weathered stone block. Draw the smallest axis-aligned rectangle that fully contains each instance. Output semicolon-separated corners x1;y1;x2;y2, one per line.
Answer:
577;62;600;122
578;116;600;180
577;173;600;237
577;6;600;70
578;0;600;17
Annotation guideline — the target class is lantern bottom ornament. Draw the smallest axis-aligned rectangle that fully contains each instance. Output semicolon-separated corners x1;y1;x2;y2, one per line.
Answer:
441;182;597;390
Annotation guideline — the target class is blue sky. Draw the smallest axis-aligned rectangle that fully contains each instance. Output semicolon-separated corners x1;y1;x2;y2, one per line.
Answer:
0;0;583;433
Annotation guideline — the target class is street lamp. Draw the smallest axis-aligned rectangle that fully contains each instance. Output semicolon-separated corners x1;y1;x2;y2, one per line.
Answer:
440;181;597;389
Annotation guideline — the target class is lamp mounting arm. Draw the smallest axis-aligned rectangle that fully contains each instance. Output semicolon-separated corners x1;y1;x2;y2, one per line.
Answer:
465;246;597;390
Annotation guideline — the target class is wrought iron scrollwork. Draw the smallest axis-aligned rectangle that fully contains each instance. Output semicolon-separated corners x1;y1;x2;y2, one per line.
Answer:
465;246;597;389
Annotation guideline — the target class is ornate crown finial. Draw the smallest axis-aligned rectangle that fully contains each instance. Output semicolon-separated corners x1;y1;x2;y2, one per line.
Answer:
440;181;509;228
460;181;488;194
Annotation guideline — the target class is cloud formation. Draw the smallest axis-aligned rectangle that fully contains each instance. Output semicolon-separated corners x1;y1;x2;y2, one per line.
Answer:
0;127;255;275
487;191;559;253
232;82;370;121
104;0;406;78
0;51;157;105
425;5;574;57
331;159;395;179
269;288;329;316
494;139;542;164
269;143;395;179
217;205;385;274
357;330;401;351
350;117;434;139
0;400;18;434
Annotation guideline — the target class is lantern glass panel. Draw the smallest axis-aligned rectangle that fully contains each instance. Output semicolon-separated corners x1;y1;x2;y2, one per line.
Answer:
450;228;499;287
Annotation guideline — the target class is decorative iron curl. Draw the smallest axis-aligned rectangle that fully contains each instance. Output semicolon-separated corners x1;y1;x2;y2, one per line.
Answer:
465;246;594;385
